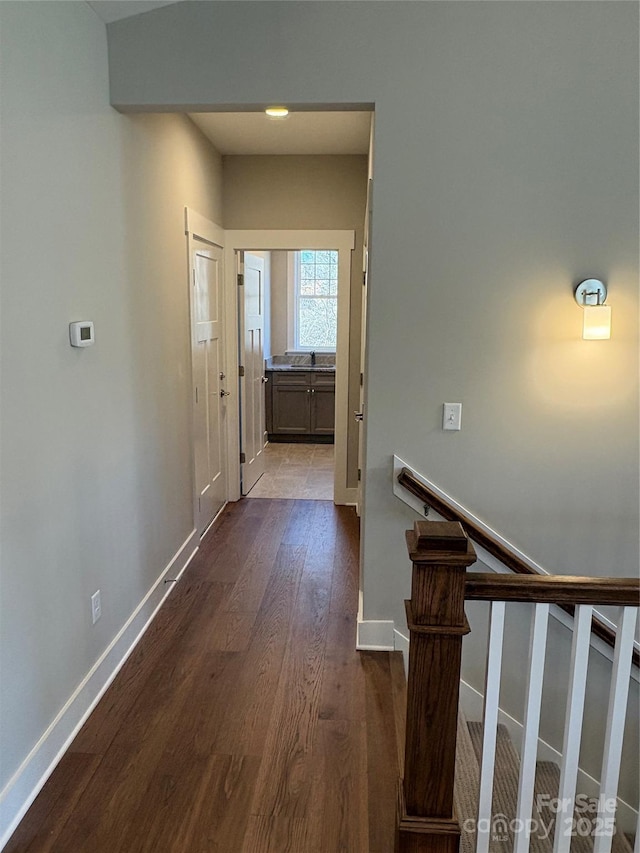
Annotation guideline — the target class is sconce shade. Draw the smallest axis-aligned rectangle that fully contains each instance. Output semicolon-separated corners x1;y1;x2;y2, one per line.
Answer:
583;304;611;340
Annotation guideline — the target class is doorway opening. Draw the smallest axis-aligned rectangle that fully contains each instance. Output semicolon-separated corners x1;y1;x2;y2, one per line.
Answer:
224;230;355;505
240;249;337;501
185;108;374;533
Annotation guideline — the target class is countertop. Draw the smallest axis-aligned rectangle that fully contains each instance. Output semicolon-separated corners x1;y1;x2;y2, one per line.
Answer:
266;363;336;373
265;356;335;373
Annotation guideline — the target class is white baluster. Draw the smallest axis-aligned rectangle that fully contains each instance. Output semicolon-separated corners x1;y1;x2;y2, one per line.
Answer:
514;603;550;853
593;607;638;853
553;605;593;853
476;600;506;853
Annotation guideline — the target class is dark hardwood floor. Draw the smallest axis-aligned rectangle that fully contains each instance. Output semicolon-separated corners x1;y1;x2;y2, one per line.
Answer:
6;499;405;853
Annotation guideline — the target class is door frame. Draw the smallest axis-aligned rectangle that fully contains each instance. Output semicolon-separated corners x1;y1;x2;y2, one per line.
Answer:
184;207;228;535
238;251;267;496
224;230;356;505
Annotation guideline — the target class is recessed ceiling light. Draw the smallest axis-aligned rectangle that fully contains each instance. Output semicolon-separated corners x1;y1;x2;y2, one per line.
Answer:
265;106;289;118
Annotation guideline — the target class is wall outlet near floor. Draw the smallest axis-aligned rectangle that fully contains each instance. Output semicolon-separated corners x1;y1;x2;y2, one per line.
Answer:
91;590;102;624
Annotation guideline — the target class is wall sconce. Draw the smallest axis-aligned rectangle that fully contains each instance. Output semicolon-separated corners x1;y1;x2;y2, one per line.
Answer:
574;279;611;340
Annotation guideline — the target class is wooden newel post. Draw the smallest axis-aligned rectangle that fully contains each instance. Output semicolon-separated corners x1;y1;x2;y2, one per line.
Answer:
397;520;477;853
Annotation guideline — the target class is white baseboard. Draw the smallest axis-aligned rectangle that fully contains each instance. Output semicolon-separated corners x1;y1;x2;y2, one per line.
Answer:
458;679;639;834
459;678;567;768
394;629;410;674
356;618;395;650
0;528;199;851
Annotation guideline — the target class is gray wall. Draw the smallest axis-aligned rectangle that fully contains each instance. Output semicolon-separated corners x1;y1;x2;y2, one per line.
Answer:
0;0;223;820
223;154;369;486
106;0;639;807
270;250;289;357
108;0;639;599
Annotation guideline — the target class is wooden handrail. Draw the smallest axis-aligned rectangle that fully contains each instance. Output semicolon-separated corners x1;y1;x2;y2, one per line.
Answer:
397;467;640;668
399;467;546;577
465;574;639;606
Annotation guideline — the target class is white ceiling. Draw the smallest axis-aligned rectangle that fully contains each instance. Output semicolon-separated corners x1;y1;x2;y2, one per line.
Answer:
87;1;186;24
189;111;372;156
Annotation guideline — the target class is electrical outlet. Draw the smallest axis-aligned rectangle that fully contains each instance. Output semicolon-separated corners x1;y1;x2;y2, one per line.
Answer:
91;590;101;625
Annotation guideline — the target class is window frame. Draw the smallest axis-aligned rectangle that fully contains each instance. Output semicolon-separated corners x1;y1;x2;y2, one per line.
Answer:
287;250;338;353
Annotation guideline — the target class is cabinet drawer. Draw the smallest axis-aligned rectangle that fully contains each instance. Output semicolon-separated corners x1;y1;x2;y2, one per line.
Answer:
271;370;310;386
310;371;335;388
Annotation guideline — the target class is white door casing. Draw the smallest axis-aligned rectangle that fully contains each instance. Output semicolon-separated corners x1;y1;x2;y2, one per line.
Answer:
239;251;266;495
357;118;375;515
185;209;228;536
356;240;368;516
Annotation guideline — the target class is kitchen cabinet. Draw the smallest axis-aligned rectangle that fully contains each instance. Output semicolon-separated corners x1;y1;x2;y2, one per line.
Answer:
266;370;335;440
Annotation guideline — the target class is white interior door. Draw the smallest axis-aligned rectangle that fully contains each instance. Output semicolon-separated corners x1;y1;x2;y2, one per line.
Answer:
192;241;228;535
239;251;266;495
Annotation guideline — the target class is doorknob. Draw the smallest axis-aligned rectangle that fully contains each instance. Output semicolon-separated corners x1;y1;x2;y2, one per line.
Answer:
354;411;364;422
219;372;226;380
220;389;230;397
261;376;269;383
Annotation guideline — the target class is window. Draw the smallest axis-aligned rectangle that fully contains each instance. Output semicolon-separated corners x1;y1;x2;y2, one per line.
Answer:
291;250;338;350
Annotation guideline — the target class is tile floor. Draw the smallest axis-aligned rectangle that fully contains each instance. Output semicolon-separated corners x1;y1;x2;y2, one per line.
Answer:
245;442;334;500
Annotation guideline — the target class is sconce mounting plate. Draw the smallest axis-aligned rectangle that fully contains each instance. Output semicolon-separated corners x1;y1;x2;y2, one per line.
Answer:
575;279;607;306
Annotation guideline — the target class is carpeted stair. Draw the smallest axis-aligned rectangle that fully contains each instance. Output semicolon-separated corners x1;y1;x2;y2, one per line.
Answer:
453;711;635;853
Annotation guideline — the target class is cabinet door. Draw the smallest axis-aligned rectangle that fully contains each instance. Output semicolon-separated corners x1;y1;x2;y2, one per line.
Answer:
272;385;311;434
310;385;335;435
265;372;273;434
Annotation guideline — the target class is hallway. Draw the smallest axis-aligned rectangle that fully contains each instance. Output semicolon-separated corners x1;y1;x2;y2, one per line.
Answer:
7;499;404;853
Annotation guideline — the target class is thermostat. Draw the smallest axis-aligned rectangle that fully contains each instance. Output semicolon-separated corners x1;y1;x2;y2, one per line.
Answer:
69;321;95;347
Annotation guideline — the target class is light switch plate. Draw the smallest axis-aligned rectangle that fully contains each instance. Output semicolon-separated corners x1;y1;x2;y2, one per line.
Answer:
443;403;462;431
91;590;101;624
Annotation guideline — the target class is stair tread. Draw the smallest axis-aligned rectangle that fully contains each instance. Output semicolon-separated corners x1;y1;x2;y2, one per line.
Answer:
459;727;634;853
534;761;634;853
468;722;552;853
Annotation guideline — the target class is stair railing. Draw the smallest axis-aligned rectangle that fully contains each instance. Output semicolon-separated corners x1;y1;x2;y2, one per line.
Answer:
397;466;639;670
397;511;639;853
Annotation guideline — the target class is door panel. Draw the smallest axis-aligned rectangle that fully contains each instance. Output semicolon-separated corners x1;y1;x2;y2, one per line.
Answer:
193;243;227;535
239;252;266;495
